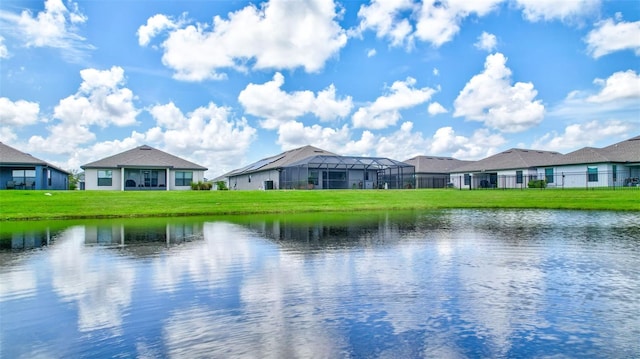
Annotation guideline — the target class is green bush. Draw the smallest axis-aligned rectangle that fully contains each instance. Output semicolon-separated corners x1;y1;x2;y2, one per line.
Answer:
215;181;228;190
191;181;213;190
528;179;547;188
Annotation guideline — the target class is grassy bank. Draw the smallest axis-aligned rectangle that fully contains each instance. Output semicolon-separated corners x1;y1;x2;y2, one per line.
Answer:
0;188;638;221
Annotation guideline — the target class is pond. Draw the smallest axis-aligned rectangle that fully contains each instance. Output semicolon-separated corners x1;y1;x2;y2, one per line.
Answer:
1;209;639;358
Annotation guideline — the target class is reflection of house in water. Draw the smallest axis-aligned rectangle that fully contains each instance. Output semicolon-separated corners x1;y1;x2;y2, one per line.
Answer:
0;228;54;250
84;222;204;248
242;214;422;250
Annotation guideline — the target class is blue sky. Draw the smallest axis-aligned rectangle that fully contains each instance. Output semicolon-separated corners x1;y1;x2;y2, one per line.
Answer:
1;0;638;178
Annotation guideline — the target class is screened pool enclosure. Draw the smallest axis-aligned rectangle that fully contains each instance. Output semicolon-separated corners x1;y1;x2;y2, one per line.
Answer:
279;155;415;190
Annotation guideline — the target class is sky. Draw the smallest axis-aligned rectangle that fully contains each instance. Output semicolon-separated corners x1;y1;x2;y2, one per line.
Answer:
0;0;639;178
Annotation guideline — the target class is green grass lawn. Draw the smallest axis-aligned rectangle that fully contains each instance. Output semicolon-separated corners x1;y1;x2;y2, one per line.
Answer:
0;188;638;221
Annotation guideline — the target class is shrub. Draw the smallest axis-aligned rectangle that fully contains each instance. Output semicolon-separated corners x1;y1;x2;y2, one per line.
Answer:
215;181;228;190
191;181;213;190
528;179;547;188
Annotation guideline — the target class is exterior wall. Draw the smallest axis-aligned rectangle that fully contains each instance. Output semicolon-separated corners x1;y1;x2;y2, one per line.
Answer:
168;169;205;190
44;167;70;190
84;168;204;190
229;170;280;190
451;164;639;189
0;165;68;190
84;168;122;190
450;168;538;189
549;163;618;188
230;168;380;190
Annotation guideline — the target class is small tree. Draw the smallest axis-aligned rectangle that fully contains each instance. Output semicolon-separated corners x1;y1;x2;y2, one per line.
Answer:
68;169;80;190
216;181;228;190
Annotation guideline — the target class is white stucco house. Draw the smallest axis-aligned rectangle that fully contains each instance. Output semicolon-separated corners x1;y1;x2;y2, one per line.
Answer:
81;145;207;191
449;135;640;189
449;148;563;189
547;135;640;188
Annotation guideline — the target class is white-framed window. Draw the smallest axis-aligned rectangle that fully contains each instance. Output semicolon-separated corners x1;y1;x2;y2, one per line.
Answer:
97;170;113;186
175;171;193;186
587;166;598;182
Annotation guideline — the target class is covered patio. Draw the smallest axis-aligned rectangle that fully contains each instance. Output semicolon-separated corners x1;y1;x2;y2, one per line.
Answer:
279;155;415;190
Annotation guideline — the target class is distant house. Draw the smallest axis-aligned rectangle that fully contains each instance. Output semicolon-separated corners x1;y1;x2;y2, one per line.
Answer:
548;135;640;188
404;156;473;188
0;142;70;190
224;145;415;190
449;148;563;189
81;145;207;191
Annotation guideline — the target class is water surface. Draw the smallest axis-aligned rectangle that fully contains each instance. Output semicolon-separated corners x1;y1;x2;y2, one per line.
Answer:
1;210;639;358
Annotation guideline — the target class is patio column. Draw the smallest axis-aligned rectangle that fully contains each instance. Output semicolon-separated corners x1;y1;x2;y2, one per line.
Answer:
121;168;125;191
166;168;171;191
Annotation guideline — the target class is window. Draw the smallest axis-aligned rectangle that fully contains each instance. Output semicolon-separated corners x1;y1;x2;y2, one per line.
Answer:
464;174;470;185
97;170;112;186
47;169;52;186
12;169;36;188
175;171;193;186
587;166;598;182
516;171;523;184
612;165;617;182
545;168;554;183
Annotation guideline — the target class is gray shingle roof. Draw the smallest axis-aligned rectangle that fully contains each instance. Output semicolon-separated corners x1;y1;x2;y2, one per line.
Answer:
0;142;70;174
403;156;473;173
553;135;640;165
452;148;563;172
227;145;336;176
81;145;207;170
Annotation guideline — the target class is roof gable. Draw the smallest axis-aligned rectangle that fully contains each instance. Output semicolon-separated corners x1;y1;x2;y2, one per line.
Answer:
81;145;207;170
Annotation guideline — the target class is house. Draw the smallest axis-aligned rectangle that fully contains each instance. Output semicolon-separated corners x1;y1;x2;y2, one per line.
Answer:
81;145;207;190
224;145;415;190
547;135;640;188
0;142;70;190
404;156;473;188
449;148;563;189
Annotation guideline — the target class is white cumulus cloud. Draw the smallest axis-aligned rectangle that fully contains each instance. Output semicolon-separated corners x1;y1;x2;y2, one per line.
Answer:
0;97;40;126
585;17;640;58
142;0;347;81
428;102;448;116
429;127;506;160
453;52;544;133
276;120;351;151
414;1;502;47
352;77;436;129
587;70;640;103
238;72;352;130
137;14;182;47
0;0;92;61
54;66;139;127
356;0;502;48
515;0;600;23
532;120;632;152
0;35;8;58
148;102;257;176
474;31;497;52
27;66;140;155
